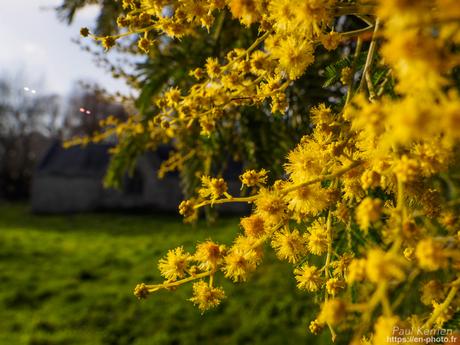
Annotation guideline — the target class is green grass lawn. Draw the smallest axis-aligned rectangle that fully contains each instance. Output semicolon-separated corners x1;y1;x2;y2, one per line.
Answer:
0;203;331;345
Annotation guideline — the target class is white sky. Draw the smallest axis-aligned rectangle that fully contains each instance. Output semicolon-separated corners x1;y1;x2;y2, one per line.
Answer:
0;0;130;96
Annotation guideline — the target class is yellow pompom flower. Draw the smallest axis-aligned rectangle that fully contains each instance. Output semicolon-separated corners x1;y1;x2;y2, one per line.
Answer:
233;235;264;264
355;198;383;232
199;176;228;201
365;249;406;283
239;169;268;187
320;31;341;51
347;258;367;283
284;138;327;183
306;218;330;256
325;277;345;296
309;319;323;334
372;316;401;345
164;87;181;107
361;170;381;190
294;264;322;292
393;155;420;183
271;228;308;263
194;240;226;271
158;247;191;281
286;184;331;219
205;57;221;79
310;103;334;126
240;215;266;238
318;299;346;326
415;238;448;271
269;35;314;80
189;281;226;313
222;246;258;282
250;51;272;76
420;280;445;306
254;188;287;225
229;0;262;26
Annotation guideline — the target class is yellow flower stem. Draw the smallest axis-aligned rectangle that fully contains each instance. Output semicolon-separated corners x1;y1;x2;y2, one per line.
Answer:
422;276;460;328
325;211;337;342
391;269;420;310
345;37;363;106
212;11;225;42
128;6;155;16
376;68;392;97
281;161;362;195
351;282;388;343
390;176;405;254
327;323;337;343
178;74;279;127
222;30;272;72
335;3;377;15
93;23;157;41
209;273;214;288
146;271;213;293
194;196;258;209
365;70;376;101
340;24;374;40
324;210;333;278
358;18;380;92
195;161;362;210
382;289;392;316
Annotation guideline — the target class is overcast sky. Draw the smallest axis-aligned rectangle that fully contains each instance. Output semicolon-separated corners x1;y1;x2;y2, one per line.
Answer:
0;0;130;96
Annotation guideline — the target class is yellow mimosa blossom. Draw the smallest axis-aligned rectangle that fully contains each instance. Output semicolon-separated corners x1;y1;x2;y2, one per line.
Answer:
158;247;191;281
254;188;287;225
355;198;383;232
199;176;228;201
194;240;226;271
415;238;448;271
372;316;401;345
366;249;406;283
306;218;329;256
325;277;345;296
294;264;322;292
420;280;445;306
240;215;266;238
189;281;226;312
271;228;308;263
222;246;259;282
318;299;346;326
347;258;367;283
239;169;268;187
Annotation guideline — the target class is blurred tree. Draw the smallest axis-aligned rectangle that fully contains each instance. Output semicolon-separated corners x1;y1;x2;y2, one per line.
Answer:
62;81;128;139
0;71;61;198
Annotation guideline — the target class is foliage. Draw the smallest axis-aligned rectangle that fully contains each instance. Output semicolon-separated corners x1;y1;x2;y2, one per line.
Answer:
0;72;60;198
67;0;460;344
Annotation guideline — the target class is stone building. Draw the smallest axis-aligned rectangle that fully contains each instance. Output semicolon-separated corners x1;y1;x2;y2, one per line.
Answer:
31;141;246;214
31;142;182;213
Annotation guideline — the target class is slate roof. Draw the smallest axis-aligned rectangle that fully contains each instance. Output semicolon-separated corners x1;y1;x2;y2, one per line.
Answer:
36;141;112;177
36;140;241;179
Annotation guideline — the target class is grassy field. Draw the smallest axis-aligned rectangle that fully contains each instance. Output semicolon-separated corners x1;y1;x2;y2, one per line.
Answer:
0;203;330;345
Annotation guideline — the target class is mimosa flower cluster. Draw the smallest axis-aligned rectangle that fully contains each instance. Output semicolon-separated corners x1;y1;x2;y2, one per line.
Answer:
78;0;460;343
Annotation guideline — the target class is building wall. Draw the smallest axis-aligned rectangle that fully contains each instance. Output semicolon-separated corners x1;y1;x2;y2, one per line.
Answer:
31;154;249;214
31;176;102;213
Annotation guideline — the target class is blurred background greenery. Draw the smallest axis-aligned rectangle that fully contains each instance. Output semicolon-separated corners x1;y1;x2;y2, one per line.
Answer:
0;203;335;345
